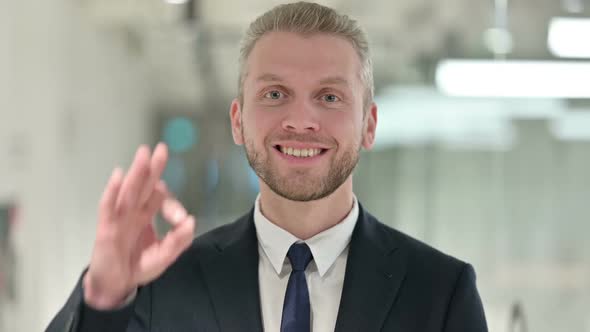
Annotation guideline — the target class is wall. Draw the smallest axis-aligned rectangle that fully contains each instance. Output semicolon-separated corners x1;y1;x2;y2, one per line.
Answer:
0;1;153;330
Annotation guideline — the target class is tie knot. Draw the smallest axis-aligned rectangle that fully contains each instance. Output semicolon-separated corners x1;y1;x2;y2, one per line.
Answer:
287;243;313;272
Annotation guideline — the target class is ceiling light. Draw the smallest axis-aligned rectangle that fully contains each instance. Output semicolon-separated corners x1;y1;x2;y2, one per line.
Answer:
163;0;189;4
548;17;590;58
435;59;590;98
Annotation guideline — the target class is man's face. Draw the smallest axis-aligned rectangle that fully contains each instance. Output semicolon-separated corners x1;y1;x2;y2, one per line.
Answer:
230;31;377;201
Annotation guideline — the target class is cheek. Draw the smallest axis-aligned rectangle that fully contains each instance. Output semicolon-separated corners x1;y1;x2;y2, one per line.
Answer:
324;113;363;144
242;109;277;143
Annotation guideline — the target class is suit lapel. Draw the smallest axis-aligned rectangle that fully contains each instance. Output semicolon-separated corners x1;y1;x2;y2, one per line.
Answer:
334;205;408;332
200;211;263;332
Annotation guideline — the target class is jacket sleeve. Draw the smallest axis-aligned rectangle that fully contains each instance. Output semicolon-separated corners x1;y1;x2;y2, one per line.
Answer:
44;270;149;332
442;264;488;332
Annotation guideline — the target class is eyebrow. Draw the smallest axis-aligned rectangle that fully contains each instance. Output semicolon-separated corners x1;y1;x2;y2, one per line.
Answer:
255;73;284;83
318;76;350;87
255;73;351;87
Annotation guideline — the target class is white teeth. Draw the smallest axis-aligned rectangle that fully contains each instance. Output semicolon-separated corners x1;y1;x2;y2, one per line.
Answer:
279;146;322;158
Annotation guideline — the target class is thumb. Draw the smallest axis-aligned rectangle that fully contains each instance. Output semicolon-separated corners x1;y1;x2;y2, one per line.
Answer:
135;215;195;285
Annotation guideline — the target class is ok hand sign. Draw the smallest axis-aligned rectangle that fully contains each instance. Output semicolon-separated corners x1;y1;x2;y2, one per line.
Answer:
83;143;195;309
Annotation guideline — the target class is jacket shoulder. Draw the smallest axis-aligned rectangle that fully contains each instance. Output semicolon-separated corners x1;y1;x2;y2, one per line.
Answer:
171;211;253;267
366;212;470;278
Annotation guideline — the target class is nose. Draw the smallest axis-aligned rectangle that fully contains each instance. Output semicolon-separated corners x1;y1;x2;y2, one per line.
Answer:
281;100;320;133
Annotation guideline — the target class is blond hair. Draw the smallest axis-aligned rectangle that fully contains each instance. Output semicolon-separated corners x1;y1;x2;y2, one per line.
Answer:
238;1;374;109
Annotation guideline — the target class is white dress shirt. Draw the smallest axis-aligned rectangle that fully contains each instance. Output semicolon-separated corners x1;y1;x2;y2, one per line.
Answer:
253;195;359;332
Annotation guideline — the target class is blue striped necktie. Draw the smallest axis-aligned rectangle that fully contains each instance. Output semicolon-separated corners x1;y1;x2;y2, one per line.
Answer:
281;243;313;332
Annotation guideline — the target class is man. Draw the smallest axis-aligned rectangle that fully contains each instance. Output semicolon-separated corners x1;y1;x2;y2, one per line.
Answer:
47;2;487;331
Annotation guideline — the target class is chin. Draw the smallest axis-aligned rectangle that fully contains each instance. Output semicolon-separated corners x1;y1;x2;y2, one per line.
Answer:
273;190;329;202
270;179;337;202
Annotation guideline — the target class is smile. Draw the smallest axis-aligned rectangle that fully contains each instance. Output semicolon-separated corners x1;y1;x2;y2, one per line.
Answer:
274;145;328;158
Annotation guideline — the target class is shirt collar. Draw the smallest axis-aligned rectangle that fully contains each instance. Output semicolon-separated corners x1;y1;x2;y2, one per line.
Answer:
253;194;359;277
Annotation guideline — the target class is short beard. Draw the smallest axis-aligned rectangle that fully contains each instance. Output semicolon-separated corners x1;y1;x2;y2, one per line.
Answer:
243;136;360;202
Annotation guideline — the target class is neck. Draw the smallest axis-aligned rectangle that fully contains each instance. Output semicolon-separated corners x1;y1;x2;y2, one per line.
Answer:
258;177;355;240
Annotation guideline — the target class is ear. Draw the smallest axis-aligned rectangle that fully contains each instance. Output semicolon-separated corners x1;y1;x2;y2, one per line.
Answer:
362;102;377;150
230;98;244;145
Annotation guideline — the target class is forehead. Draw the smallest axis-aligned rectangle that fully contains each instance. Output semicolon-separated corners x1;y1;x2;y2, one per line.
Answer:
244;31;362;86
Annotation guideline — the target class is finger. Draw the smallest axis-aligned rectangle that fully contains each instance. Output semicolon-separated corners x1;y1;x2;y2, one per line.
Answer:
136;216;195;284
133;223;158;262
138;143;169;206
141;181;167;219
99;168;124;220
161;197;187;226
158;215;195;263
116;145;151;214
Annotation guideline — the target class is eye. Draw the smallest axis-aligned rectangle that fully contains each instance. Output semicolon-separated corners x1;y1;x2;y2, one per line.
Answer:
264;90;283;100
322;94;340;103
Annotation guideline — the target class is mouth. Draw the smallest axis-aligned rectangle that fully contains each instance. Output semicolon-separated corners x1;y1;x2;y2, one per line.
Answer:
273;145;329;158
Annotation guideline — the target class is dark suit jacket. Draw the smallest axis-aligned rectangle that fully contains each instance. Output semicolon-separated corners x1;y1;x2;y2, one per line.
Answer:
47;203;487;332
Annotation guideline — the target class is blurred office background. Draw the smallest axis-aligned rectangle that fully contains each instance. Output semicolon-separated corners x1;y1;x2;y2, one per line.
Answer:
1;0;590;331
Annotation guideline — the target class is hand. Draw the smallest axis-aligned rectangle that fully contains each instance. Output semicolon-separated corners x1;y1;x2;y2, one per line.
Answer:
83;143;196;310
